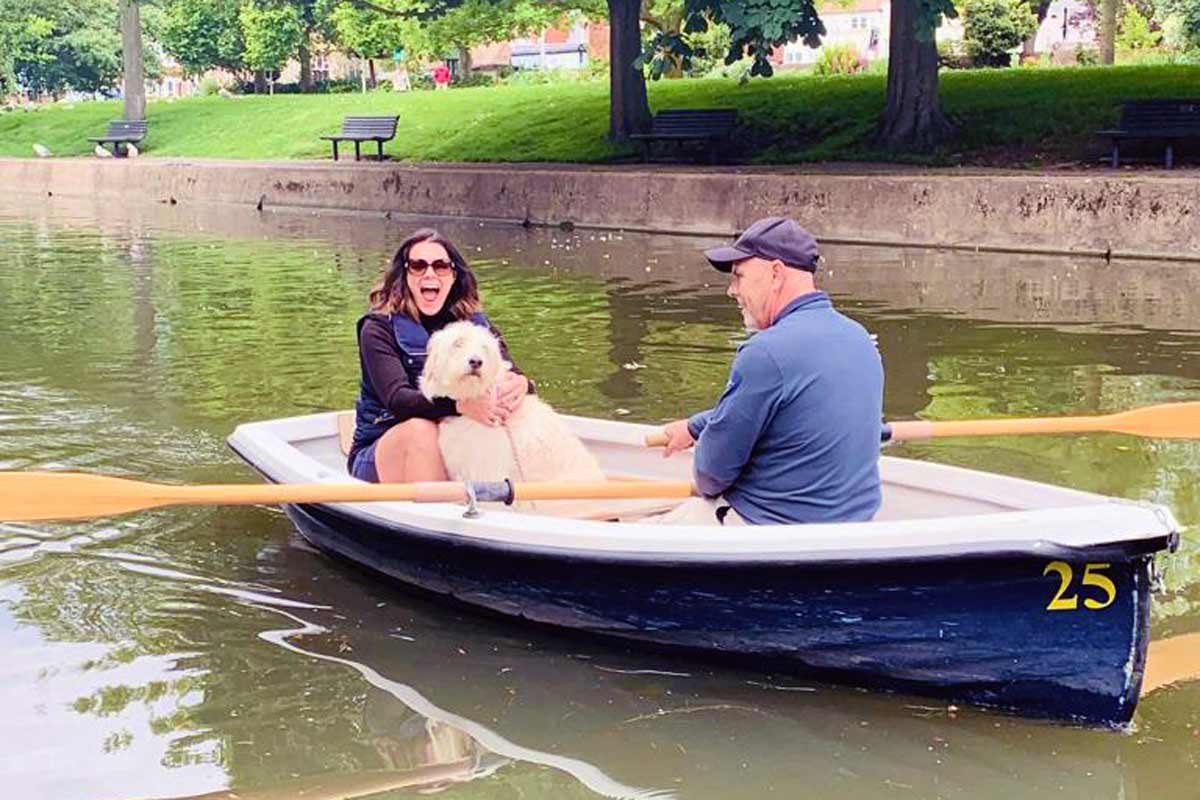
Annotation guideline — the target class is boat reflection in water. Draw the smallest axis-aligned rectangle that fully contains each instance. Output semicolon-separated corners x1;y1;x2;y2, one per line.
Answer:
161;534;1197;800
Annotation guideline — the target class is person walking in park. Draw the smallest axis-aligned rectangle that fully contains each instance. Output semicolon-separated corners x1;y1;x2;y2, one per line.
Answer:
432;63;451;90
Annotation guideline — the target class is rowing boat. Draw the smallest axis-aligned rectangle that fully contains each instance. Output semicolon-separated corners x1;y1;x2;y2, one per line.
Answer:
227;411;1180;725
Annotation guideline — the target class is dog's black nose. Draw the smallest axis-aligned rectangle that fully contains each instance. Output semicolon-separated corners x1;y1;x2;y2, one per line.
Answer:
468;357;483;371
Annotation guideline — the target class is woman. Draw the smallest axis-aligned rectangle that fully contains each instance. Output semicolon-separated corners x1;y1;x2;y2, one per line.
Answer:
349;229;530;483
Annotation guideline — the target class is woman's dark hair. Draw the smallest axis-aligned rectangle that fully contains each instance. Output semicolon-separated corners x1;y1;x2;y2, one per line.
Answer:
369;228;481;320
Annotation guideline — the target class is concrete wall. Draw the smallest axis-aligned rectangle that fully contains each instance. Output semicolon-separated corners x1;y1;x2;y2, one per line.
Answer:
3;157;1198;260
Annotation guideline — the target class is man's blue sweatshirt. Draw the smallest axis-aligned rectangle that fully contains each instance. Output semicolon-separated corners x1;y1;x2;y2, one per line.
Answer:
687;291;883;524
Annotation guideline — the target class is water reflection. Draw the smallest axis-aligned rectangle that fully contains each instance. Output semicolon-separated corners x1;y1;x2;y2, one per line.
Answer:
0;195;1198;799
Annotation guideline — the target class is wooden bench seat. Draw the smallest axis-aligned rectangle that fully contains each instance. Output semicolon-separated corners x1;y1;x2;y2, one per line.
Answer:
320;115;399;161
87;120;147;157
1097;99;1200;168
630;108;738;163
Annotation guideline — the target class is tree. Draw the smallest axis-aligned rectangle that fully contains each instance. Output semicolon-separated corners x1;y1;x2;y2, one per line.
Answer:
875;0;958;151
239;1;306;84
0;1;54;95
120;0;146;120
159;0;247;75
660;0;959;151
1159;0;1200;49
2;0;129;97
963;0;1038;67
329;0;409;85
1099;0;1118;62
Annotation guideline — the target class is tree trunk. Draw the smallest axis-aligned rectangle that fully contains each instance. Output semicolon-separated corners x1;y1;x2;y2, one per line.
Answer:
119;0;145;121
253;70;268;93
1099;0;1117;64
298;37;313;92
458;47;472;77
367;58;377;88
608;0;650;141
1023;0;1052;59
874;0;955;152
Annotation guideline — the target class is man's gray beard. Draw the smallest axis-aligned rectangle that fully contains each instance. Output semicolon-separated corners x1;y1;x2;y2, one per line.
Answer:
740;308;759;333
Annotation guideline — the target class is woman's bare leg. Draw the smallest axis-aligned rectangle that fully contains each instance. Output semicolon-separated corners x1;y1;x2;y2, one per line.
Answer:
374;419;447;482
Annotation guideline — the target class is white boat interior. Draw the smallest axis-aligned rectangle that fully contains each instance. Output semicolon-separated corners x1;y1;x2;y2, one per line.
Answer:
227;411;1179;562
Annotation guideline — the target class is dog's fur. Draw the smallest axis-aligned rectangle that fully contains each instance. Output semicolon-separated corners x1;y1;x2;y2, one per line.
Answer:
421;321;606;487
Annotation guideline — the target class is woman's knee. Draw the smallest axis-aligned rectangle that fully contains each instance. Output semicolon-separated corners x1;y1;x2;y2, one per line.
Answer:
394;418;439;446
377;418;439;455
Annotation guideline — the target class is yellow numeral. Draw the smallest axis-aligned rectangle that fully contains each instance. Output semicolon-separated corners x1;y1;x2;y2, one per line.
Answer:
1043;562;1116;611
1043;561;1078;611
1081;563;1116;610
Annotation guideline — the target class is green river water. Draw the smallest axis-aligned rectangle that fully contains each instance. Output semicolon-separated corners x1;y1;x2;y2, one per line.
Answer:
0;195;1197;800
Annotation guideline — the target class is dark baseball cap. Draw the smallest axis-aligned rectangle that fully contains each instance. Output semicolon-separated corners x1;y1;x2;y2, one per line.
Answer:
703;217;820;272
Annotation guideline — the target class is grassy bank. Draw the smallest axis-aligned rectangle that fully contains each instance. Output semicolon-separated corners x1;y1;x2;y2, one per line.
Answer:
2;64;1198;165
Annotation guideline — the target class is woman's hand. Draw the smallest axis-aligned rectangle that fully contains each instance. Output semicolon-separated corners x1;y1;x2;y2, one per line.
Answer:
456;389;503;427
496;371;529;416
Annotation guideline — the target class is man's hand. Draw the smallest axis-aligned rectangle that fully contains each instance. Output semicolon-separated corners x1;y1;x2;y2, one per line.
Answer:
496;371;528;417
457;389;503;427
660;419;695;457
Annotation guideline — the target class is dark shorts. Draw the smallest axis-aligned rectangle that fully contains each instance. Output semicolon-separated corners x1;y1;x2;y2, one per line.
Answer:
349;440;380;483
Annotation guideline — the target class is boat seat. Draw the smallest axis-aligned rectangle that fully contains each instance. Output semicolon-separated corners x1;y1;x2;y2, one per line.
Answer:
337;412;355;456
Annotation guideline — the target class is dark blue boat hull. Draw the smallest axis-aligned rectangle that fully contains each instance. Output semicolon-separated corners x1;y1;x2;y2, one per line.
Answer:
282;501;1159;725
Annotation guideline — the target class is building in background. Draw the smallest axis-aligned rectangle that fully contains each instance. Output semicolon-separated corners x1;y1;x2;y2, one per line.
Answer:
776;1;964;67
471;19;609;73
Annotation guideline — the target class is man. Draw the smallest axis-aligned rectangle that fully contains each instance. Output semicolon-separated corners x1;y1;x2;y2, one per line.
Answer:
657;216;883;525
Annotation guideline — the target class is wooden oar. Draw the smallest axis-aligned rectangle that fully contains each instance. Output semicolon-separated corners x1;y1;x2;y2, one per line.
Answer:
644;401;1200;446
0;471;696;523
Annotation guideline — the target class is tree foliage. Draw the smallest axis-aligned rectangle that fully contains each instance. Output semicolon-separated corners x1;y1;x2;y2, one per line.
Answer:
0;0;160;106
239;1;307;72
1159;0;1200;49
645;0;826;79
1117;1;1161;49
160;0;247;74
962;0;1037;67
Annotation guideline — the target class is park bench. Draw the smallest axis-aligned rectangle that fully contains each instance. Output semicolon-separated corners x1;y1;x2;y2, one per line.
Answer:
1097;99;1200;168
320;115;399;161
630;108;738;163
87;119;147;157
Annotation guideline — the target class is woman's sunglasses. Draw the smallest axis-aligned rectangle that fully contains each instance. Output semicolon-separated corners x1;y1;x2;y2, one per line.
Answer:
406;259;455;277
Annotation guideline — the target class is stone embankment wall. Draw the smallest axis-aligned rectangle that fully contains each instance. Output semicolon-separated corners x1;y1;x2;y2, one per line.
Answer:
3;158;1197;260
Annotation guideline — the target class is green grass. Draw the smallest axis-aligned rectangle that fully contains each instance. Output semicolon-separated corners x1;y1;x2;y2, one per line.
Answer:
3;64;1198;165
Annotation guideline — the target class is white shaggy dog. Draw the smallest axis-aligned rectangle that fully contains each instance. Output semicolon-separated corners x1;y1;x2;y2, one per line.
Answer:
421;321;606;488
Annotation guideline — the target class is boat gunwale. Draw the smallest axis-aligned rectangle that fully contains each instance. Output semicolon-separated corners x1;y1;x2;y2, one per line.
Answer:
228;412;1180;566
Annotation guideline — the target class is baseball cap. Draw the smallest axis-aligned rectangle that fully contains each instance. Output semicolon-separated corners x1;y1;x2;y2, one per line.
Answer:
703;217;820;272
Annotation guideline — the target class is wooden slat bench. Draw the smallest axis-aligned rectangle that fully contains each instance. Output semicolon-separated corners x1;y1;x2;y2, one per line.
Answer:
630;108;738;163
320;115;400;161
1097;99;1200;168
87;119;147;157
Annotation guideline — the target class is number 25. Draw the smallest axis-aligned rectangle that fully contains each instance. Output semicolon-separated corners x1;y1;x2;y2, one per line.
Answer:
1043;562;1117;611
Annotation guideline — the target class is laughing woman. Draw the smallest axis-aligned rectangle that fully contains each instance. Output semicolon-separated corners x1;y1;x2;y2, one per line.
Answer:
349;229;531;483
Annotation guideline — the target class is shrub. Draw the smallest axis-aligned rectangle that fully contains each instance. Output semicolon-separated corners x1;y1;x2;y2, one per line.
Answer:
1119;3;1161;49
198;76;223;96
703;56;754;82
963;0;1038;67
453;72;495;88
813;43;864;76
501;67;598;86
938;38;973;69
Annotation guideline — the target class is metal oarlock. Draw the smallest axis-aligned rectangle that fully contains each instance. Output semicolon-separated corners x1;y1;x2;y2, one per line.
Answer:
462;482;480;519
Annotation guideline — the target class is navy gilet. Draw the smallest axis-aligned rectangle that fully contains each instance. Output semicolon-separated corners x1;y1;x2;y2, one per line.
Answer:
351;311;490;460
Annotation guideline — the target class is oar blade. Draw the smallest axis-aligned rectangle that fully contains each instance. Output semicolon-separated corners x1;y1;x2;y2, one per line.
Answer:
1111;402;1200;439
0;472;174;522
